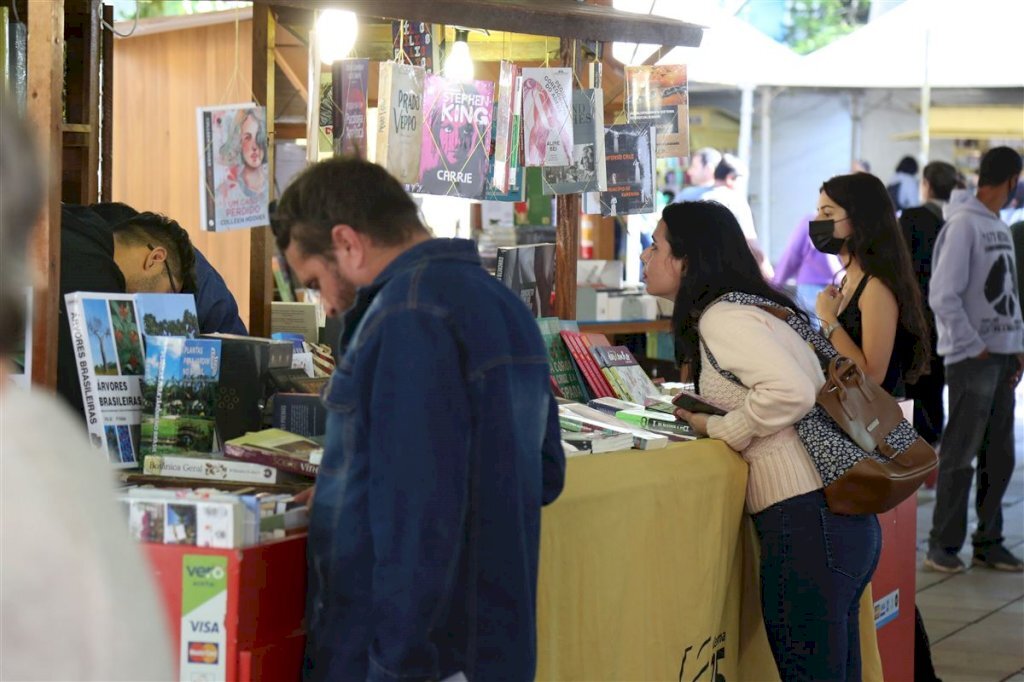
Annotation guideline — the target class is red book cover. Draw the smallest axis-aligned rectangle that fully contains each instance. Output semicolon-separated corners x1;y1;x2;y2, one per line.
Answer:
223;444;319;479
560;331;615;398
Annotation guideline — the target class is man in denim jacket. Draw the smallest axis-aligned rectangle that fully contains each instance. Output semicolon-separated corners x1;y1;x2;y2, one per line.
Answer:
274;158;566;681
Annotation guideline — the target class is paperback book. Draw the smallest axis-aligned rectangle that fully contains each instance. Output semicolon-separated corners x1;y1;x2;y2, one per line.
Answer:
495;243;556;317
625;64;689;159
491;61;519;194
542;88;607;195
600;345;660;405
521;67;573;167
332;58;370;158
376;61;426;183
224;429;323;479
537;318;589;403
558;401;668;450
415;74;494;199
65;293;147;467
558;328;616;399
392;20;440;73
143;453;280;484
196;104;270;232
585;123;657;217
141;336;222;456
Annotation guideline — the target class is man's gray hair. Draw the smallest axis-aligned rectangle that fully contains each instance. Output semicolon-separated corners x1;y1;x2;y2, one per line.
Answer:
0;92;44;353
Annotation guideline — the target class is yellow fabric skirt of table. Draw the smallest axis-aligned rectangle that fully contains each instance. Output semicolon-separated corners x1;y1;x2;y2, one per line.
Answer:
536;440;883;681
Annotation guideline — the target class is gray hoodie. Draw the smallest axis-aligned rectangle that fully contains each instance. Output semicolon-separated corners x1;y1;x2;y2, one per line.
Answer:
929;189;1024;365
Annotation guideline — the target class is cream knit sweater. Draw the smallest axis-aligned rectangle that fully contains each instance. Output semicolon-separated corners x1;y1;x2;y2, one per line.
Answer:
700;302;825;513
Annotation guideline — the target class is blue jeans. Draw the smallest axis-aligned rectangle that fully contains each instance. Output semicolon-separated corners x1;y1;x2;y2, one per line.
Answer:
752;491;882;682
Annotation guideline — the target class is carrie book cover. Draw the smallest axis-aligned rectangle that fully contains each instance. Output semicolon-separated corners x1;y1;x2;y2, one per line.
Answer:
585;123;657;217
625;64;689;159
141;336;222;456
521;67;573;168
414;74;494;199
376;61;425;184
332;58;370;158
65;293;147;467
196;104;270;232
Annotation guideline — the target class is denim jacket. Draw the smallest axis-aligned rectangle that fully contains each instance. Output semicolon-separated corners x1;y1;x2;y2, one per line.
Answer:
304;239;566;682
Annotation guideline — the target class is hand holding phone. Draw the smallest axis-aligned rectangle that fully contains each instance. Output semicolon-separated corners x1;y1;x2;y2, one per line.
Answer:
671;390;728;417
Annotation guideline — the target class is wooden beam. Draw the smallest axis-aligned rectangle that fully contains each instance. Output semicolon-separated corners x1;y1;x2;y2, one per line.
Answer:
250;4;276;337
554;37;583;321
86;0;101;203
274;121;307;140
101;2;113;201
274;46;308;102
257;0;703;47
27;0;64;389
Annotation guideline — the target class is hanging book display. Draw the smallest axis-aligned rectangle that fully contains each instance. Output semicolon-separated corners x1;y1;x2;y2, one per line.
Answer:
542;88;607;195
392;20;440;73
196;103;271;232
521;67;573;167
491;61;519;193
376;61;426;184
584;123;657;217
625;64;689;159
414;73;494;199
332;58;370;158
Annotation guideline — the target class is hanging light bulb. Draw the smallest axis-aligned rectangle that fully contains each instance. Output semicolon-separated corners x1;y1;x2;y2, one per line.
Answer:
444;29;474;83
316;9;359;65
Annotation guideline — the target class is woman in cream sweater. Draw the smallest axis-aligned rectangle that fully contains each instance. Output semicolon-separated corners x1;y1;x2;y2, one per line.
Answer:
642;201;881;681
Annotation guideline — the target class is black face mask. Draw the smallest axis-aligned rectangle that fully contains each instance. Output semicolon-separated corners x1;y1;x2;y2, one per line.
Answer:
809;219;846;255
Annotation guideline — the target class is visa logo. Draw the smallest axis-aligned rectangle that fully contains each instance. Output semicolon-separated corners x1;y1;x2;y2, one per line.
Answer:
189;619;221;634
186;565;226;580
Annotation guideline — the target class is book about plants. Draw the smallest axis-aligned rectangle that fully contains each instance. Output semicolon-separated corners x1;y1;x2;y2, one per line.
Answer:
141;336;222;456
414;73;494;199
376;61;425;184
135;293;200;337
65;293;147;467
625;64;689;159
521;67;574;167
333;58;370;158
586;123;658;217
542;88;607;195
196;103;270;232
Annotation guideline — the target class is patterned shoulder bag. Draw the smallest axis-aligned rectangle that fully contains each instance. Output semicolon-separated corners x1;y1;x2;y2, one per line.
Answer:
699;292;937;516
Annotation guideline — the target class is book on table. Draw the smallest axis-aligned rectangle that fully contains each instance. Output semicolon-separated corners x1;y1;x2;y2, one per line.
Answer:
224;428;323;479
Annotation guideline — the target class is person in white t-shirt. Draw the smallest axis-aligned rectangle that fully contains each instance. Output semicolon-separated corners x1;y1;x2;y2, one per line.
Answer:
0;93;173;681
701;154;773;279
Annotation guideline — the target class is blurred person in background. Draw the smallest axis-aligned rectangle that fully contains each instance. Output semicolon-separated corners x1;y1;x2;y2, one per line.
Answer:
703;154;774;280
675;147;722;202
772;214;842;327
0;95;173;680
852;159;872;174
899;161;963;448
887;155;920;213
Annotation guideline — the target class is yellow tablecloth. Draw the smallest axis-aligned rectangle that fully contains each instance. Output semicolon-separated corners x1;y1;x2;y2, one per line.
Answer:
536;440;883;681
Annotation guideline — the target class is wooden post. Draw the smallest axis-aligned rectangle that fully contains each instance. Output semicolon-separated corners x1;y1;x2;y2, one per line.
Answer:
250;3;276;337
554;37;582;321
27;0;65;389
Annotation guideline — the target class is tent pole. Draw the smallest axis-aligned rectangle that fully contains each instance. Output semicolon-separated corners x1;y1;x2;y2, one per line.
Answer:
738;84;755;200
759;86;774;260
919;29;931;167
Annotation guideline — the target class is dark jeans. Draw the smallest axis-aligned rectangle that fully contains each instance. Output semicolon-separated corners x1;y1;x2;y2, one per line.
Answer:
929;354;1018;552
753;491;881;682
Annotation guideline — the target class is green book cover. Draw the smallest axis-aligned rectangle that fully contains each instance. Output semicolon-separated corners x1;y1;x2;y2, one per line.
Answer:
538;317;589;403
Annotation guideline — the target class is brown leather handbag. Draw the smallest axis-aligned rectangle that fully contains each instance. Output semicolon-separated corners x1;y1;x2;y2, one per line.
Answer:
701;293;938;516
815;356;938;515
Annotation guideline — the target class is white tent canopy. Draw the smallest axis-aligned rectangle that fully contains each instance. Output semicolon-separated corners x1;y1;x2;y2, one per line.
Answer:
610;1;803;88
793;0;1024;89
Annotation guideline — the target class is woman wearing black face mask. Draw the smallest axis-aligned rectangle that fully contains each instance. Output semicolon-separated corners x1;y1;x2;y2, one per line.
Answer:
810;172;931;397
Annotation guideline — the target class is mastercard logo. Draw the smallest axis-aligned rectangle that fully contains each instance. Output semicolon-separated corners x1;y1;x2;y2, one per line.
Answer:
188;642;219;665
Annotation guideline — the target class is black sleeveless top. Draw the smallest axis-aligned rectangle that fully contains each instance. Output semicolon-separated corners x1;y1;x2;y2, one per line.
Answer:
837;276;912;398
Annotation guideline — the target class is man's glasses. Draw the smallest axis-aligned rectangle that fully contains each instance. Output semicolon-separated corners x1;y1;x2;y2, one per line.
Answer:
147;243;178;293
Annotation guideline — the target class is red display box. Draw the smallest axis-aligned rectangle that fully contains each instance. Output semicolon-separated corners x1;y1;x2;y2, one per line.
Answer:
144;534;308;681
871;494;917;681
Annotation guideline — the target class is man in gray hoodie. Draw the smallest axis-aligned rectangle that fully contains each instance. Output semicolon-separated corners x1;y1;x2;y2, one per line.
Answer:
926;146;1024;574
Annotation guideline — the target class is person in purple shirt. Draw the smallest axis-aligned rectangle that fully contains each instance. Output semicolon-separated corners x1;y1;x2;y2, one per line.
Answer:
773;214;841;326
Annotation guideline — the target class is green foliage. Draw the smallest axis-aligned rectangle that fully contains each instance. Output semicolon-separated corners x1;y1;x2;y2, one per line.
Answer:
113;1;250;22
784;0;872;55
142;311;200;337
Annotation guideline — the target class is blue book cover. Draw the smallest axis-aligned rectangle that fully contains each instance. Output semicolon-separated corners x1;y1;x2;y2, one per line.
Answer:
142;337;222;455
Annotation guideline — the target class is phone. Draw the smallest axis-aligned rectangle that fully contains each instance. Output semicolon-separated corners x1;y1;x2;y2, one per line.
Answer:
671;390;728;417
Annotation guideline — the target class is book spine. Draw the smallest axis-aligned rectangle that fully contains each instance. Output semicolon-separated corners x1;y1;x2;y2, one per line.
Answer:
592;88;608;191
376;61;393;168
200;110;217;230
150;339;169;455
65;294;108;456
495;249;506;281
223;444;319;478
561;332;613;398
615;412;696;438
143;455;279;484
577;335;617;397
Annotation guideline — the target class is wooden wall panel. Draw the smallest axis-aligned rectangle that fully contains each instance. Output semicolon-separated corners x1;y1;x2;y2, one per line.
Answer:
113;20;254;328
